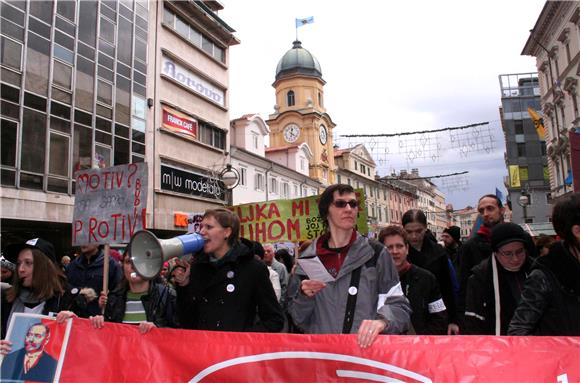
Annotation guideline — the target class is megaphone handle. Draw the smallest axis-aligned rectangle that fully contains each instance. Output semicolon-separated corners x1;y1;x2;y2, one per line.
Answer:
101;244;110;314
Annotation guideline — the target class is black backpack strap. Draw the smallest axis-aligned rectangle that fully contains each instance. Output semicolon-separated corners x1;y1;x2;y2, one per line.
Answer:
342;239;385;334
342;266;363;334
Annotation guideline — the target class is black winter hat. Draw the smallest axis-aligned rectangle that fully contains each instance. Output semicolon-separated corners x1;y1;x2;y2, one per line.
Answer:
4;238;57;263
490;223;527;251
443;226;461;243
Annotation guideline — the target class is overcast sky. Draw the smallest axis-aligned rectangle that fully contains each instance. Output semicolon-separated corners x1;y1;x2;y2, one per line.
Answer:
218;0;546;209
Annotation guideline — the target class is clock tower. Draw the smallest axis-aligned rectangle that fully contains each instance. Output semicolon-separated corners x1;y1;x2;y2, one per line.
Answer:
267;40;336;186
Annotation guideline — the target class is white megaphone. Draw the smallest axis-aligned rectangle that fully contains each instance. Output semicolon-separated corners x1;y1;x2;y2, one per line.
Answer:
128;230;205;279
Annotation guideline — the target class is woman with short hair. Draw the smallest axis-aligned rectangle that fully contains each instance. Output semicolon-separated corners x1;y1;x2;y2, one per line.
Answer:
173;208;284;332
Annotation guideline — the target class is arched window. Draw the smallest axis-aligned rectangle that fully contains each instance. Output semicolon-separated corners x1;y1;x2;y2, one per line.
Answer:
287;90;295;106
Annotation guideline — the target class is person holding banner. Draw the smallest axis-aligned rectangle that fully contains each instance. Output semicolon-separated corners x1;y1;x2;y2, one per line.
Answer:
173;208;284;332
84;249;178;333
1;239;73;339
288;184;411;348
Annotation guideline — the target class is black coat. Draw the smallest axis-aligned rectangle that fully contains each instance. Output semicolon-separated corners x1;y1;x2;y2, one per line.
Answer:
400;265;448;335
104;282;178;328
464;255;532;335
408;238;457;324
456;233;492;324
508;241;580;336
65;250;122;317
176;241;284;332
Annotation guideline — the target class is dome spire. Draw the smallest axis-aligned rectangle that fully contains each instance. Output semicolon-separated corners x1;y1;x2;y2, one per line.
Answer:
275;40;323;82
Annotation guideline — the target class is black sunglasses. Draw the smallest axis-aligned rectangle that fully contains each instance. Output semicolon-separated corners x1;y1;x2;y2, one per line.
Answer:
332;199;358;208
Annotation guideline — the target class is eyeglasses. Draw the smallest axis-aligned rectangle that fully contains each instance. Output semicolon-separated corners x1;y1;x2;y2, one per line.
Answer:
332;199;358;209
497;247;526;258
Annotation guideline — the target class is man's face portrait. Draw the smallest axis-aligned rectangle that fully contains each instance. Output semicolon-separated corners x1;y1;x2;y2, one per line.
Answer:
24;324;49;353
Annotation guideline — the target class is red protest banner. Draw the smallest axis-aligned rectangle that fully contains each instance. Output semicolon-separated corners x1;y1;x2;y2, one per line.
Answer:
56;319;579;383
72;163;148;245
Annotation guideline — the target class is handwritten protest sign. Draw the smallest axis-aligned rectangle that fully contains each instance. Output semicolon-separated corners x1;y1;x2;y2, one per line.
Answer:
229;190;367;244
72;163;148;246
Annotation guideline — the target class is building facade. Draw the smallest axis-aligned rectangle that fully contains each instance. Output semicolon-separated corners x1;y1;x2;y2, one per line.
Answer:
152;1;238;234
499;72;551;224
0;0;238;254
334;145;390;233
230;114;321;205
522;2;580;201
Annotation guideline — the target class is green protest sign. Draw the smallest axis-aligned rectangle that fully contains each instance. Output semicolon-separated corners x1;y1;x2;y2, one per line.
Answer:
229;190;368;244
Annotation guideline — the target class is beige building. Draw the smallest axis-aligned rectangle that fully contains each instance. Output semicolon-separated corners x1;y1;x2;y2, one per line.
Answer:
266;41;336;186
150;1;239;233
522;2;579;200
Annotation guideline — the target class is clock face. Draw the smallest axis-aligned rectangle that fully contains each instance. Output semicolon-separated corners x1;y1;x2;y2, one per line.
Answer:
283;123;300;143
319;125;328;145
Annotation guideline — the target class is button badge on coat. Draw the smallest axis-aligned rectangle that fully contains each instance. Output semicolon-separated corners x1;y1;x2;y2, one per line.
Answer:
348;286;358;296
226;284;235;293
226;271;235;279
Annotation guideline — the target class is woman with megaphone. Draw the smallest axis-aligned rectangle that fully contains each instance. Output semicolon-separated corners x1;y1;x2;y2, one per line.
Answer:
172;208;284;332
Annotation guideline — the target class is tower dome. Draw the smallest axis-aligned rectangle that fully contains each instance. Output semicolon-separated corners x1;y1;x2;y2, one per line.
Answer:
275;40;323;81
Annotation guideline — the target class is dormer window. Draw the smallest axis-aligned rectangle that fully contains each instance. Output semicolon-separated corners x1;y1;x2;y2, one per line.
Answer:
287;90;295;106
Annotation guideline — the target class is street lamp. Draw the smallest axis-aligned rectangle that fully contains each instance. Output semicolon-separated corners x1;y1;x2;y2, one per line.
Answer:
517;189;530;223
219;164;240;190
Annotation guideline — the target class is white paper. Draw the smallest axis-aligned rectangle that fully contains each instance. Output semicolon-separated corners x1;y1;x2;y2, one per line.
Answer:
297;257;335;283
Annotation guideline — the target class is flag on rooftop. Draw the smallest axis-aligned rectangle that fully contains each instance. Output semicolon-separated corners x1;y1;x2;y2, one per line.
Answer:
295;16;314;28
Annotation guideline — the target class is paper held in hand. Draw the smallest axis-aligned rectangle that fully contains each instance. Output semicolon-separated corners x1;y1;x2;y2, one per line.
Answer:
297;257;335;283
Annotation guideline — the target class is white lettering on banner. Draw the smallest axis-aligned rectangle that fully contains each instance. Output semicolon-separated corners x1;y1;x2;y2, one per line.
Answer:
189;352;432;383
427;298;446;314
162;57;225;107
167;114;194;131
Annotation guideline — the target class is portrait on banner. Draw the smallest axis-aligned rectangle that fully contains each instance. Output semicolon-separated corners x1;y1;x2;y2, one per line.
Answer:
0;313;71;383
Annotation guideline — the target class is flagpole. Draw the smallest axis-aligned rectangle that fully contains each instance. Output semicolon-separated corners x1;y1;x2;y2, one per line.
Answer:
295;21;298;41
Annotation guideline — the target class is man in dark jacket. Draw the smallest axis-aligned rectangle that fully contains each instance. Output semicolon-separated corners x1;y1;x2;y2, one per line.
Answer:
456;194;504;327
66;244;121;317
508;193;580;336
379;226;447;334
464;222;533;335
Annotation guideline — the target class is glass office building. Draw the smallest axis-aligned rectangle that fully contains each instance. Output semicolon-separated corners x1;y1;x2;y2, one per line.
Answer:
0;0;148;250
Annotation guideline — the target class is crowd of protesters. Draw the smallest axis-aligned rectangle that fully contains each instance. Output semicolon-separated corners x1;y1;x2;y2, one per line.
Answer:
1;185;578;359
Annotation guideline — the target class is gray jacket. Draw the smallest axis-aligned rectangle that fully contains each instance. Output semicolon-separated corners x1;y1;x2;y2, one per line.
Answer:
288;233;411;334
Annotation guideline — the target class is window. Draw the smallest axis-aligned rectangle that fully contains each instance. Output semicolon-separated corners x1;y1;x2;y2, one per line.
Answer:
287;90;295;106
239;167;247;186
162;8;226;63
252;132;258;149
514;120;524;135
517;143;526;157
337;174;341;183
25;32;50;96
255;173;264;191
282;182;289;198
300;158;306;171
354;161;358;170
318;92;323;107
1;36;22;70
1;119;17;167
270;178;278;194
21;108;46;173
293;184;298;196
49;133;69;176
360;164;366;174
